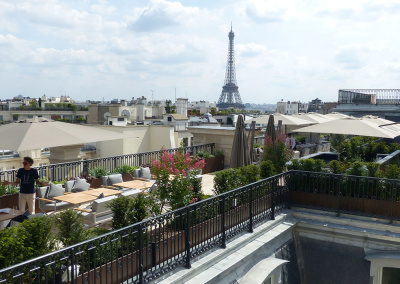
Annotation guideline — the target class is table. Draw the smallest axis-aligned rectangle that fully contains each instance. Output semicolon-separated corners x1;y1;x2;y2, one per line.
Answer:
0;208;24;230
82;188;123;197
113;180;154;190
53;191;99;205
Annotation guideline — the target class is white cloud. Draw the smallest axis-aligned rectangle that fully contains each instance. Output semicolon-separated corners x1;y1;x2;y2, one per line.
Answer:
129;0;204;32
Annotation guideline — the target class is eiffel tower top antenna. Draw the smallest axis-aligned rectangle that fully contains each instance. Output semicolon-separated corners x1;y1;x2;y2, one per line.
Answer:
216;24;244;110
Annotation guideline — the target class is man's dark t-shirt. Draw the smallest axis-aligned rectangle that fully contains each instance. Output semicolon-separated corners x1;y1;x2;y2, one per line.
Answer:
16;168;39;194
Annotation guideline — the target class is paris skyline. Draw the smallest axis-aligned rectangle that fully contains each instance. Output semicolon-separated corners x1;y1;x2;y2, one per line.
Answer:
1;0;400;104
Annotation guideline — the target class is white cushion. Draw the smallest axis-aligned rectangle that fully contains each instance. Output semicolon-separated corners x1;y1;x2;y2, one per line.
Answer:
47;183;65;198
72;178;90;192
133;169;141;177
108;174;123;185
141;167;151;180
102;176;110;186
91;195;116;212
64;180;75;192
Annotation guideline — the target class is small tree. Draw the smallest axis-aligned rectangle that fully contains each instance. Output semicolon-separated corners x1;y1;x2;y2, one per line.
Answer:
152;148;205;211
263;133;291;174
54;209;89;247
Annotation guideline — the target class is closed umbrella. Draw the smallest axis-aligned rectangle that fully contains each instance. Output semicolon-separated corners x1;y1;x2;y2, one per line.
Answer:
295;117;400;139
265;115;276;143
230;115;251;168
0;118;129;152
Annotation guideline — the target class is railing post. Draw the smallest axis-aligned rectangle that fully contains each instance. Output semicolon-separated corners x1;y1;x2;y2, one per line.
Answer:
185;207;191;268
287;172;291;209
271;177;275;220
337;176;342;217
211;143;215;155
249;185;253;233
221;195;226;249
138;223;144;284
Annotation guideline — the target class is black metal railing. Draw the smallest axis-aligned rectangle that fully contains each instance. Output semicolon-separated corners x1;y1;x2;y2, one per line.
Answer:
4;170;400;283
0;143;215;183
286;170;400;221
0;173;287;284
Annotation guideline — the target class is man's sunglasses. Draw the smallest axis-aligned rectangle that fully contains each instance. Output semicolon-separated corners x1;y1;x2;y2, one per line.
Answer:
22;162;28;165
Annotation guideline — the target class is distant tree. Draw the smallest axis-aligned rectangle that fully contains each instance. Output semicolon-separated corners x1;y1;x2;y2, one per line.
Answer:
165;100;172;114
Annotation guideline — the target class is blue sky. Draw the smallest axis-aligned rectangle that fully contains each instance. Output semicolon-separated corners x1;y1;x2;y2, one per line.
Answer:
1;0;400;104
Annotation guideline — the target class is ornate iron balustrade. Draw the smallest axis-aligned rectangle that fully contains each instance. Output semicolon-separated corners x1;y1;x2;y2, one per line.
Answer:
0;173;287;283
286;170;400;221
0;143;215;183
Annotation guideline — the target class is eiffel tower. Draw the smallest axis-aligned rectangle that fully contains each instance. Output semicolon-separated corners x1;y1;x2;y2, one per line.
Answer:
217;25;245;110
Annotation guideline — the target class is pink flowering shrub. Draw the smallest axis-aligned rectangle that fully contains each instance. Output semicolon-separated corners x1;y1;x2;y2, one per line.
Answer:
263;132;291;173
152;149;205;211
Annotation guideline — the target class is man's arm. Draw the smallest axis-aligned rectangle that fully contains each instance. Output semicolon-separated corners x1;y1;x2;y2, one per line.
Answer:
2;178;20;186
35;179;48;187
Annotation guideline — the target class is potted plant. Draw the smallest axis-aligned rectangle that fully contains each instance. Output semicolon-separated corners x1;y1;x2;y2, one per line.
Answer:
113;165;139;181
199;149;224;174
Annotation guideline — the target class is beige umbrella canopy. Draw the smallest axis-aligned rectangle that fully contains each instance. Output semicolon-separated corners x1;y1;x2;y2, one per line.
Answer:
325;112;350;119
230;115;251;168
294;117;400;139
245;113;310;126
0;118;128;152
292;113;333;124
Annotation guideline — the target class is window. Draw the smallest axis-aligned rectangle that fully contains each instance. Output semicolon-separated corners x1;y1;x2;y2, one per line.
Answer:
382;267;400;284
168;117;172;122
118;118;124;121
109;121;113;125
0;115;2;122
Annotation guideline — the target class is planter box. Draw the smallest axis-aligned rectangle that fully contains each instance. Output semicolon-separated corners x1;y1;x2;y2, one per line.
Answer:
87;178;103;189
202;155;224;174
0;193;40;211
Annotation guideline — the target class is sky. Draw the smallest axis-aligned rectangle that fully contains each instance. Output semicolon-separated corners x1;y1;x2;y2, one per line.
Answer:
1;0;400;104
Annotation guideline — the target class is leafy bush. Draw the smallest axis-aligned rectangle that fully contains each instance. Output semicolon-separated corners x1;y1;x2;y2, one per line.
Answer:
347;161;365;176
89;167;109;178
263;133;291;173
54;209;89;247
329;160;345;174
215;149;224;156
238;165;260;185
260;160;277;179
213;168;241;195
114;165;138;174
366;162;380;177
383;164;400;179
19;215;55;261
0;184;20;196
0;226;26;269
295;136;306;144
287;159;301;171
109;194;154;230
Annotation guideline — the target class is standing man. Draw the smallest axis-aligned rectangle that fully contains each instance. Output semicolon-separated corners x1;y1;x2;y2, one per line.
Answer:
2;157;42;214
285;133;296;150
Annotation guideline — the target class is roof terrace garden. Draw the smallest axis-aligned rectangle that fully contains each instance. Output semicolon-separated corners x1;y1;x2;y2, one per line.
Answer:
1;139;400;283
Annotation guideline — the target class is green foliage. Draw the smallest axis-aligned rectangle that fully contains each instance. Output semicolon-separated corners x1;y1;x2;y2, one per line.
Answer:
214;149;224;156
89;166;109;178
0;184;20;196
197;150;214;158
109;194;154;230
329;160;345;174
19;216;55;260
295;136;306;144
347;161;365;176
213;168;241;195
366;162;380;177
287;159;301;171
0;226;26;269
238;165;260;185
114;165;138;174
260;160;277;179
383;164;400;179
331;134;347;151
54;209;89;247
263;133;291;173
